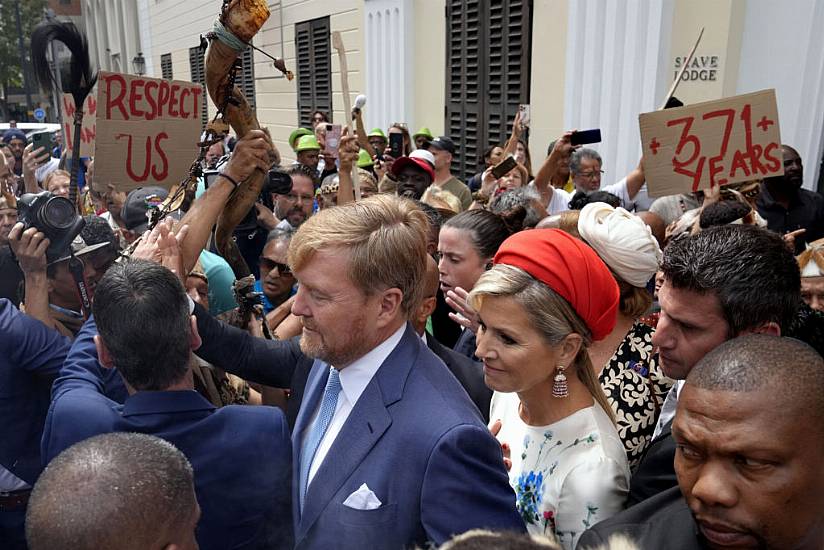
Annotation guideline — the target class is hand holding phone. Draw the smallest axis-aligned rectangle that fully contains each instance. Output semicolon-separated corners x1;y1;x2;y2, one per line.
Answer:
389;133;404;159
31;132;55;156
491;155;518;179
518;104;531;129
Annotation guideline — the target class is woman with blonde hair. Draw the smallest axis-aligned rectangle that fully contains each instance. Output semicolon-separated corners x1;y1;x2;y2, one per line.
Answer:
472;229;629;549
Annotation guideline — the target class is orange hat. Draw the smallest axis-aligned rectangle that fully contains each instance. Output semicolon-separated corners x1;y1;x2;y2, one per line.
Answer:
493;229;619;341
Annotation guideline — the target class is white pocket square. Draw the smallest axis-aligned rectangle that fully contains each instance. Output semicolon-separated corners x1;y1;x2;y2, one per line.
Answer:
342;483;382;510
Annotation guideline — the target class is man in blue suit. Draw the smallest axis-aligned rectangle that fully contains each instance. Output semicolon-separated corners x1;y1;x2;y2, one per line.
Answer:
0;299;71;549
194;194;524;549
41;260;292;550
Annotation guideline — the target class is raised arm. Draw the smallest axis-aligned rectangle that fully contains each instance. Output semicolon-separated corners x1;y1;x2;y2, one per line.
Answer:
623;157;646;200
533;131;574;207
8;223;55;330
177;130;272;274
335;128;360;206
501;110;523;158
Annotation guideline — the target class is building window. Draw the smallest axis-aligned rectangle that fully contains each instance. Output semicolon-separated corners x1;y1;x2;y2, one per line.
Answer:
295;16;332;128
161;53;173;80
445;0;533;179
237;47;256;110
188;46;208;129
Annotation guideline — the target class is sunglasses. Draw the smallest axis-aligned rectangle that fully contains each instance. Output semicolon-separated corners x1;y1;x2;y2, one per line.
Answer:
259;258;292;275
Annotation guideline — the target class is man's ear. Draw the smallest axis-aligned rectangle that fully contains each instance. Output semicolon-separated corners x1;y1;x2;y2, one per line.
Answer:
190;315;202;351
376;288;404;328
415;296;437;326
747;321;781;337
94;334;115;370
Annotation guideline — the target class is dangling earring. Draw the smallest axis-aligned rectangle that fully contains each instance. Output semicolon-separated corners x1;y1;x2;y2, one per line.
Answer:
552;365;569;398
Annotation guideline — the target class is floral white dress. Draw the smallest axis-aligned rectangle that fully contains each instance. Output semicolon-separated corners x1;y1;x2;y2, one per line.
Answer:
490;392;630;550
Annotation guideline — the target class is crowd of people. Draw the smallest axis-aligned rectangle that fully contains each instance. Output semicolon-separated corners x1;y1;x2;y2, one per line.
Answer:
1;89;824;550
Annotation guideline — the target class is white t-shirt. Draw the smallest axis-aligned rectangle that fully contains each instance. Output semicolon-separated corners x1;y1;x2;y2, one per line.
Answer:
546;178;651;214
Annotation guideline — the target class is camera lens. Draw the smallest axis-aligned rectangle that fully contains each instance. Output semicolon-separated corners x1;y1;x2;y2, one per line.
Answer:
40;196;78;231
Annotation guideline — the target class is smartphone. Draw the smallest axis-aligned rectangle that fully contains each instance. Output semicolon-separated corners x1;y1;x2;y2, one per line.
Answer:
324;124;342;158
491;155;518;179
31;131;55;155
518;104;531;128
570;129;602;146
389;132;404;159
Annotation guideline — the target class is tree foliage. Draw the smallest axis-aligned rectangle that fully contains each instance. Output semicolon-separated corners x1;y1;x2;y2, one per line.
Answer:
0;0;49;90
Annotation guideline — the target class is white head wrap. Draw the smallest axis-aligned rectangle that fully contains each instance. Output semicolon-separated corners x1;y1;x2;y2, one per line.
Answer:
578;202;663;287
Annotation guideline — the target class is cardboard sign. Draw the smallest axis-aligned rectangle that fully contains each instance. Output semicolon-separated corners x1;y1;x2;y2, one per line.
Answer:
640;89;783;197
94;71;204;192
61;92;97;158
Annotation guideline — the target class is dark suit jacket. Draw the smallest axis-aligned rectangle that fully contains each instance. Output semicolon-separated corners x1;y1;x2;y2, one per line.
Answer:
292;324;524;549
0;299;69;486
453;328;478;360
191;306;525;548
425;332;491;423
627;417;677;506
577;486;702;550
42;317;293;550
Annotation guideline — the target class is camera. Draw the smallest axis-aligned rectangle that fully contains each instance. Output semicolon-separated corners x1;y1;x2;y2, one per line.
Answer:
17;191;85;260
234;169;294;234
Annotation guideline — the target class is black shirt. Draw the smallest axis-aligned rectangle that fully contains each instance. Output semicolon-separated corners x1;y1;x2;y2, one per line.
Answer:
757;184;824;253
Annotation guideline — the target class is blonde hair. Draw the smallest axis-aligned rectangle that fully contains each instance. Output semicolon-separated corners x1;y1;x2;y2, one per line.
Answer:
469;264;615;423
421;186;461;214
289;194;428;313
797;237;824;278
43;169;70;192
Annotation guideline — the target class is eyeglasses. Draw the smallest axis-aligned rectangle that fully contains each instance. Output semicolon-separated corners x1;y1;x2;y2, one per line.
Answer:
259;258;292;275
577;170;604;180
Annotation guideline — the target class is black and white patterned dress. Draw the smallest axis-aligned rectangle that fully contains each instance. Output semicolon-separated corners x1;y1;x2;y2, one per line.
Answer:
598;322;674;469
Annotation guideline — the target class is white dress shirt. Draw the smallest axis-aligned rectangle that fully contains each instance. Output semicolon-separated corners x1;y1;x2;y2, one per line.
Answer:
652;380;684;440
305;323;406;485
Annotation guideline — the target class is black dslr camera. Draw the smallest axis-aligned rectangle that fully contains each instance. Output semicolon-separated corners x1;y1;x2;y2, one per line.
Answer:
234;168;294;233
17;191;85;259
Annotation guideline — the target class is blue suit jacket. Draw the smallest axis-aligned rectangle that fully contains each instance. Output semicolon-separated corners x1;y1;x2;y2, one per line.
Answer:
192;306;524;547
41;317;294;550
0;299;70;486
293;324;524;549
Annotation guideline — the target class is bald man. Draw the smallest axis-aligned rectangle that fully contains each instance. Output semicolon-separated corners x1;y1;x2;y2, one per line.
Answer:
578;335;824;550
27;432;199;550
413;255;491;421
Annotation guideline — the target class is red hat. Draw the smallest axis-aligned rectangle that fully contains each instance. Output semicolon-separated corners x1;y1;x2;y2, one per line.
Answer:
493;229;619;341
391;149;435;181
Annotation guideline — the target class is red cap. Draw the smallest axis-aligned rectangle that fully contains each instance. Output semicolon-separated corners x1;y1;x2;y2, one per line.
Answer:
391;152;435;181
493;229;619;341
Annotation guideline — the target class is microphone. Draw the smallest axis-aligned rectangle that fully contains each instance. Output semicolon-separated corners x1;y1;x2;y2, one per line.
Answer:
354;95;367;109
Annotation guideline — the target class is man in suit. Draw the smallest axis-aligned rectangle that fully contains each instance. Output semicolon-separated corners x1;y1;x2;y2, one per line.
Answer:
27;432;199;550
629;225;801;505
579;335;824;550
41;260;292;550
0;299;71;549
414;254;491;422
193;195;524;549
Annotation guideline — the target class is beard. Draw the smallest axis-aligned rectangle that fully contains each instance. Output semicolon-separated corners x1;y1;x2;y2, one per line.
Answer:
298;312;368;367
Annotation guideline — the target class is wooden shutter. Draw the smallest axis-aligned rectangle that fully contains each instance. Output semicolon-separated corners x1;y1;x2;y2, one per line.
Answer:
161;53;173;80
446;0;532;180
295;17;332;128
188;46;208;129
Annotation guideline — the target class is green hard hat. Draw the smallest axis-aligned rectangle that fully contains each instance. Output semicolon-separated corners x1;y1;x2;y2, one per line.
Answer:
288;127;314;150
295;134;321;152
413;126;434;140
368;128;387;139
357;149;374;168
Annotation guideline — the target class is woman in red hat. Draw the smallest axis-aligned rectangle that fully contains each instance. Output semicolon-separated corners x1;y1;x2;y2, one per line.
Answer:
469;228;629;550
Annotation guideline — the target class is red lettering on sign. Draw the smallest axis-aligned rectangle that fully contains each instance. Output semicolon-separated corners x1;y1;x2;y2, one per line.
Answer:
649;138;661;155
129;78;145;118
168;84;180;117
729;150;752;179
702;108;735;187
151;133;169;180
158;81;171;117
179;88;190;118
763;142;781;172
757;115;774;132
191;88;202;120
667;116;704;190
116;133;151;182
105;74;129;120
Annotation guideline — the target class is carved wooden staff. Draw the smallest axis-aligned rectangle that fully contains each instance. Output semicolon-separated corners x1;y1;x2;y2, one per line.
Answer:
331;31;362;200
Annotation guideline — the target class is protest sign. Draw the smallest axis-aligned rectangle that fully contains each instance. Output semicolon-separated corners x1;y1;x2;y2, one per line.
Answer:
94;71;204;192
640;89;783;197
61;92;96;158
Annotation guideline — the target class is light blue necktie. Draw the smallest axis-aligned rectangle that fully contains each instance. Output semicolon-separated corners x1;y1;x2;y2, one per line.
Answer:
299;366;342;510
